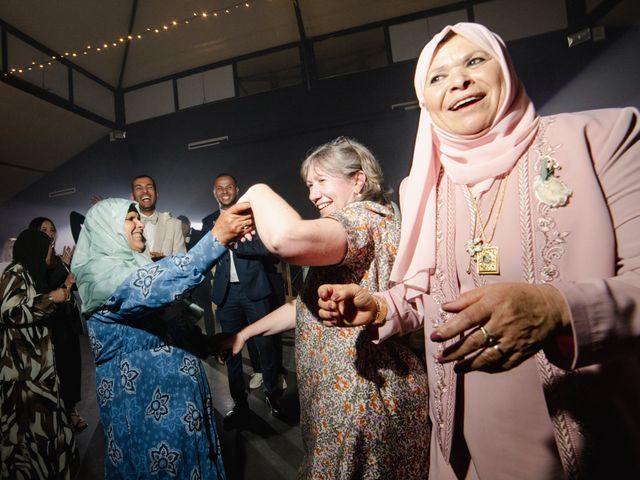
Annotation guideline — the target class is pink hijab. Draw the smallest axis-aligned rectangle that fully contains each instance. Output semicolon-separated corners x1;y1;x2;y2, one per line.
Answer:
389;22;539;300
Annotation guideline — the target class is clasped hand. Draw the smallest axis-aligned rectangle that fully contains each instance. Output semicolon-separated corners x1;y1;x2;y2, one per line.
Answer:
317;282;571;373
317;284;378;327
205;332;247;364
212;202;256;245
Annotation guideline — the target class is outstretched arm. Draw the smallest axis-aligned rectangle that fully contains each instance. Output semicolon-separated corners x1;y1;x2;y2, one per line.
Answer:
239;184;347;266
210;301;296;357
107;203;253;317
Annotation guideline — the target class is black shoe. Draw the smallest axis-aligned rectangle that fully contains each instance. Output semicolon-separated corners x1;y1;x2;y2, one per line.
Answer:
223;402;250;430
265;394;283;419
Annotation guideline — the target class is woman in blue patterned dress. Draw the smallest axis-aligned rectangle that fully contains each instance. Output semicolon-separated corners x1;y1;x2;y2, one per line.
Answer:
71;198;251;479
214;138;429;479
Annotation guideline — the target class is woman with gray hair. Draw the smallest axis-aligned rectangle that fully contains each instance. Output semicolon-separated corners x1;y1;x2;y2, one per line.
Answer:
213;137;429;479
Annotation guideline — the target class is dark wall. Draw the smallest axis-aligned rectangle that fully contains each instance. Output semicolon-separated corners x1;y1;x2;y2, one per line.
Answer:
1;26;639;246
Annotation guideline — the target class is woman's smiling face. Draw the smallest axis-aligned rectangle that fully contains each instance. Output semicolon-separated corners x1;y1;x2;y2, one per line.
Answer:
306;165;359;218
423;34;506;136
124;210;145;252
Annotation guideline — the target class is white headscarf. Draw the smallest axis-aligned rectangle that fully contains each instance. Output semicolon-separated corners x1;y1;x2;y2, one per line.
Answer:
71;198;149;314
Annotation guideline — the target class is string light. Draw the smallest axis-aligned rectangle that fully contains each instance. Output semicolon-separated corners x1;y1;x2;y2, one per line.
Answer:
7;0;258;77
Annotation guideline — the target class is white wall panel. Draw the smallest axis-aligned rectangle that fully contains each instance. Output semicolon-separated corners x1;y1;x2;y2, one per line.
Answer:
8;34;69;100
390;18;428;63
177;65;235;109
474;0;567;42
73;71;115;121
389;10;468;63
177;73;204;110
125;81;174;124
202;65;235;103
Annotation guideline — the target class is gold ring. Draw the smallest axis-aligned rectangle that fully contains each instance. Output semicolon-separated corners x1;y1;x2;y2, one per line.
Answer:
493;344;505;356
480;326;498;347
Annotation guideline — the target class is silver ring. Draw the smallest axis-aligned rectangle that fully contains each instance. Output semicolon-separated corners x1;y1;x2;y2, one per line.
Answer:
493;344;505;356
480;326;498;347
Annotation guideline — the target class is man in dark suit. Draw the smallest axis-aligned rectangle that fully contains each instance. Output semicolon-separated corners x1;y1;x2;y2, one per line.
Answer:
202;173;284;428
176;215;214;334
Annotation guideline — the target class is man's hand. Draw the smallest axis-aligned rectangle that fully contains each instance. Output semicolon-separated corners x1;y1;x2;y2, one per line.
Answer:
150;251;166;262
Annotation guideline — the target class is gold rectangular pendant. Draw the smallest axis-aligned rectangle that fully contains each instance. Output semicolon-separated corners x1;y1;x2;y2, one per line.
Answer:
475;245;500;275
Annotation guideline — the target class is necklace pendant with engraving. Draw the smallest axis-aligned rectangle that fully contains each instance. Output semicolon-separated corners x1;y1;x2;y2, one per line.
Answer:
475;245;500;275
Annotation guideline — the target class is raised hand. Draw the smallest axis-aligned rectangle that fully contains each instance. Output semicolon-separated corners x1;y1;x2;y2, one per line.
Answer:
212;202;254;245
89;194;104;205
60;245;75;266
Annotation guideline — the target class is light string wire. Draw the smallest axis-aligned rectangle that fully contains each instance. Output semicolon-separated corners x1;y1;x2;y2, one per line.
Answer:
5;0;256;76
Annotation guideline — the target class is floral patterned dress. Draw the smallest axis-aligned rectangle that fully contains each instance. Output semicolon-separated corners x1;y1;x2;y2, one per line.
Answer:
86;232;226;480
0;263;79;479
295;201;430;479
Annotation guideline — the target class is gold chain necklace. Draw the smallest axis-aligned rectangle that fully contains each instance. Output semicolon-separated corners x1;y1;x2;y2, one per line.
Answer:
465;174;509;275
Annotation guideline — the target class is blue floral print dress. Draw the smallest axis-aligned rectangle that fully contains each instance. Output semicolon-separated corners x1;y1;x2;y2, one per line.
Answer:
86;232;226;480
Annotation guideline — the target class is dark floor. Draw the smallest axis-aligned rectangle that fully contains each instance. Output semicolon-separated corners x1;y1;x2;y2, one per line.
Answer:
73;328;303;479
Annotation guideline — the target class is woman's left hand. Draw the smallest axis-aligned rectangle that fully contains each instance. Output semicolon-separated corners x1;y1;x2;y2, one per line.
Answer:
432;283;571;373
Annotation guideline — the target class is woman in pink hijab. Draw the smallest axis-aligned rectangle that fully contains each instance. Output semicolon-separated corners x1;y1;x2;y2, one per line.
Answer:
318;22;640;479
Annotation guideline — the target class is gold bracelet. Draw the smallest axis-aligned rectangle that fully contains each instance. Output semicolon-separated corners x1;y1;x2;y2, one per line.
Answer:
371;296;386;326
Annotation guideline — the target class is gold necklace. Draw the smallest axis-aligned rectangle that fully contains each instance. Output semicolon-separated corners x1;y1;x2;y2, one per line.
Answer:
465;174;509;275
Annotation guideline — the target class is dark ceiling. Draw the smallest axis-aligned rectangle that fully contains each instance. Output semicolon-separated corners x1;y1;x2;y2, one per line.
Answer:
1;0;637;205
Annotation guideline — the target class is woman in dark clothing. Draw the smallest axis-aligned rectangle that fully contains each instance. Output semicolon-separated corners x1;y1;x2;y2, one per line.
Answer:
29;216;87;431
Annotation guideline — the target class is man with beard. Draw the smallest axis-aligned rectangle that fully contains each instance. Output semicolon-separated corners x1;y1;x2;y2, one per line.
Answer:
202;173;285;428
131;174;186;260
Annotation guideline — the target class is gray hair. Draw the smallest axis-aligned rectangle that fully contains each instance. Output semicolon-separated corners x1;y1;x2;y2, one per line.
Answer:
300;137;391;204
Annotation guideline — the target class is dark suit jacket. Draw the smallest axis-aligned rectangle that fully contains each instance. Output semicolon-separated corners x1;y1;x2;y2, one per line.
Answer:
203;210;283;306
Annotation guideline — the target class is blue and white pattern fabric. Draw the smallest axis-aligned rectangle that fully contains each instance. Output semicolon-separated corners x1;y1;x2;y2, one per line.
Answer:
73;199;227;479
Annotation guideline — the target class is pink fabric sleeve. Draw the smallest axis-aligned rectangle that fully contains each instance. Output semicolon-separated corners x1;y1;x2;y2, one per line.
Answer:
369;282;424;342
550;108;640;369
